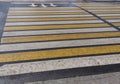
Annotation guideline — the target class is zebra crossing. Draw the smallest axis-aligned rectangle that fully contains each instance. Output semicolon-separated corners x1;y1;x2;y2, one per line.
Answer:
76;3;120;28
0;2;120;76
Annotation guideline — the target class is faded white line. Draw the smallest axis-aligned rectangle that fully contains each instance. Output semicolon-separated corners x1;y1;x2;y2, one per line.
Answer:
99;14;120;16
10;7;78;10
83;7;120;8
7;14;120;19
90;10;120;12
108;19;120;23
5;20;103;26
9;10;84;12
7;15;93;18
3;27;116;37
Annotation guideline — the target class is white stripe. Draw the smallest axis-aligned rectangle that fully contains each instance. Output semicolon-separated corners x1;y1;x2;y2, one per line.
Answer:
7;14;120;19
108;19;120;23
7;15;93;18
83;5;120;7
5;20;103;26
83;7;120;8
90;10;120;12
3;27;116;37
75;3;119;6
10;7;77;10
9;10;84;12
0;37;120;52
0;54;120;76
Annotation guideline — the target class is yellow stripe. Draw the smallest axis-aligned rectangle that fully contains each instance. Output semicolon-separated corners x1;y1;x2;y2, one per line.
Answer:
8;12;88;16
10;7;80;11
93;11;120;14
2;32;120;44
4;23;109;31
7;16;120;22
84;8;120;10
0;45;120;62
6;17;97;22
102;16;120;19
113;23;120;27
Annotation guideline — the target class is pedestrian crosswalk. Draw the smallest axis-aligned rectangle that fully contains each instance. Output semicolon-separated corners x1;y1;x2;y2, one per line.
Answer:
76;3;120;29
2;31;120;44
0;2;120;76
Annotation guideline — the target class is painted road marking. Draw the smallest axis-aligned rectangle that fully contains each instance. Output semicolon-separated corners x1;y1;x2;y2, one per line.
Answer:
82;7;120;8
0;54;119;76
114;23;120;26
8;8;84;12
113;23;120;27
7;14;120;19
6;17;120;22
8;12;88;16
3;27;116;37
0;3;120;78
7;15;93;18
5;20;104;26
6;20;120;26
93;11;120;14
2;32;120;44
90;10;120;12
1;3;120;65
79;7;120;10
4;23;110;31
0;37;120;52
80;5;120;7
99;19;120;23
102;16;120;19
6;17;98;22
76;3;120;7
75;3;120;31
9;10;84;12
10;7;80;11
0;44;120;63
